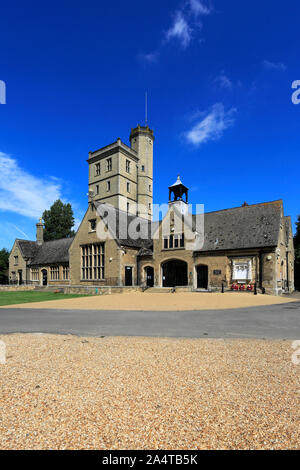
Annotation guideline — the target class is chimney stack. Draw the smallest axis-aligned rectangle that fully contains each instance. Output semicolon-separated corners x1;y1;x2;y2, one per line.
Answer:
36;218;44;245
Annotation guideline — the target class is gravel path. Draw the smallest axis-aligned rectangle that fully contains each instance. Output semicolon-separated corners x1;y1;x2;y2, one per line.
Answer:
4;292;297;311
0;334;299;450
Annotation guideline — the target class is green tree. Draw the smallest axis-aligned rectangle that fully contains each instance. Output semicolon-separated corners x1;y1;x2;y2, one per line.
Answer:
42;199;76;241
0;248;9;284
294;215;300;290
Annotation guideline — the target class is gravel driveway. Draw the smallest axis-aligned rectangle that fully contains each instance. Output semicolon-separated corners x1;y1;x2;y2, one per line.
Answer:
0;334;299;450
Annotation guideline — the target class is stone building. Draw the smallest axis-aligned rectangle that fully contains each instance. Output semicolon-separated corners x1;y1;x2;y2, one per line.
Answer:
9;124;295;295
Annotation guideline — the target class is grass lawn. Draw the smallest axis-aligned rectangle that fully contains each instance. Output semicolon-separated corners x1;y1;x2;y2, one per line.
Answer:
0;291;89;306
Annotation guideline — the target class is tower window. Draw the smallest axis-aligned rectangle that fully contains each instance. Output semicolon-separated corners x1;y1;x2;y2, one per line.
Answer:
126;160;131;173
127;182;131;193
148;203;151;211
149;185;151;192
95;163;101;176
107;181;111;192
95;184;99;195
127;202;130;213
106;158;112;172
141;165;145;172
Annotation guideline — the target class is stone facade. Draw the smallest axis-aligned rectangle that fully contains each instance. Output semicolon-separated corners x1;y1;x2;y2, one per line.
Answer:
8;123;295;295
88;126;153;220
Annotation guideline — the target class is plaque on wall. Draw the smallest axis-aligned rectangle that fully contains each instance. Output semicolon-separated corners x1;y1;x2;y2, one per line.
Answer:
213;270;222;275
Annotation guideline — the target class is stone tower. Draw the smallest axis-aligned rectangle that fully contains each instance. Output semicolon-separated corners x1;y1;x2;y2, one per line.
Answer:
87;124;154;221
129;125;154;220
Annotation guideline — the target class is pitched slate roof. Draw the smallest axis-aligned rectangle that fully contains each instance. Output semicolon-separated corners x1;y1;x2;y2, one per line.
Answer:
16;238;74;266
18;240;39;259
193;200;282;252
95;202;153;249
28;238;74;265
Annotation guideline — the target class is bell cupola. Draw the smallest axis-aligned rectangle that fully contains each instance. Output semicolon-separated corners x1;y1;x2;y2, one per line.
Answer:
168;175;189;203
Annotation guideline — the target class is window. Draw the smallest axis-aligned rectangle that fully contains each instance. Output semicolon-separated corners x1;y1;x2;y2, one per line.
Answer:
141;165;145;172
106;158;112;172
62;267;69;281
14;256;18;265
95;163;101;176
95;184;99;195
30;268;39;281
163;234;185;250
180;234;185;248
81;243;105;280
127;182;130;193
127;202;130;213
50;266;60;281
148;203;151;211
107;181;111;192
90;219;97;232
149;185;151;192
232;261;251;281
126;160;131;173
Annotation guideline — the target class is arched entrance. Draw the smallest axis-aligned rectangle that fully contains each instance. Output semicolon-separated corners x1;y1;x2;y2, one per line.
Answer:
197;265;208;289
41;269;47;286
145;266;154;287
162;260;188;287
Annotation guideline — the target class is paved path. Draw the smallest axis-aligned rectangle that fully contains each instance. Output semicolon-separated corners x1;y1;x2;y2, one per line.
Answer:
0;302;299;339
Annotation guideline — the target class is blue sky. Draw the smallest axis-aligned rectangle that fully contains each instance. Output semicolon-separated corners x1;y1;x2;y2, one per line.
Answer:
0;0;300;249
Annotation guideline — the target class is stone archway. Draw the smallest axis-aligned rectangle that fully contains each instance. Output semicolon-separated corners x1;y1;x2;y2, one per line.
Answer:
162;260;188;287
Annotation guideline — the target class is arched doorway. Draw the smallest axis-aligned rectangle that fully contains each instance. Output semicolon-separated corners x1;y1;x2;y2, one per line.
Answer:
42;269;47;286
197;265;208;289
145;266;154;287
162;260;188;287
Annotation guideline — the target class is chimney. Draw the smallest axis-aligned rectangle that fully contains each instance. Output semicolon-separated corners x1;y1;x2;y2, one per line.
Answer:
36;218;44;245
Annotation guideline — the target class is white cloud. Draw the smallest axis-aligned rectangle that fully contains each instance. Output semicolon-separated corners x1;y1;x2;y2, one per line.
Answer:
138;51;159;64
263;60;287;72
189;0;212;16
165;11;192;48
185;103;236;146
0;152;62;219
214;71;233;90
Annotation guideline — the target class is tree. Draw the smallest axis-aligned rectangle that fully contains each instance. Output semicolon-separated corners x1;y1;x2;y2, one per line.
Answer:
0;248;9;284
294;215;300;290
42;200;76;241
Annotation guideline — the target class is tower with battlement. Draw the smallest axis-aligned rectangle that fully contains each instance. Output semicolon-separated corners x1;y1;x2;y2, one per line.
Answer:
88;124;154;220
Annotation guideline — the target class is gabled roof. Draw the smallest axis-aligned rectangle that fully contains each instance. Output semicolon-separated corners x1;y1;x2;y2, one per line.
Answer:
193;200;282;252
95;202;153;249
28;237;74;265
18;240;38;259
